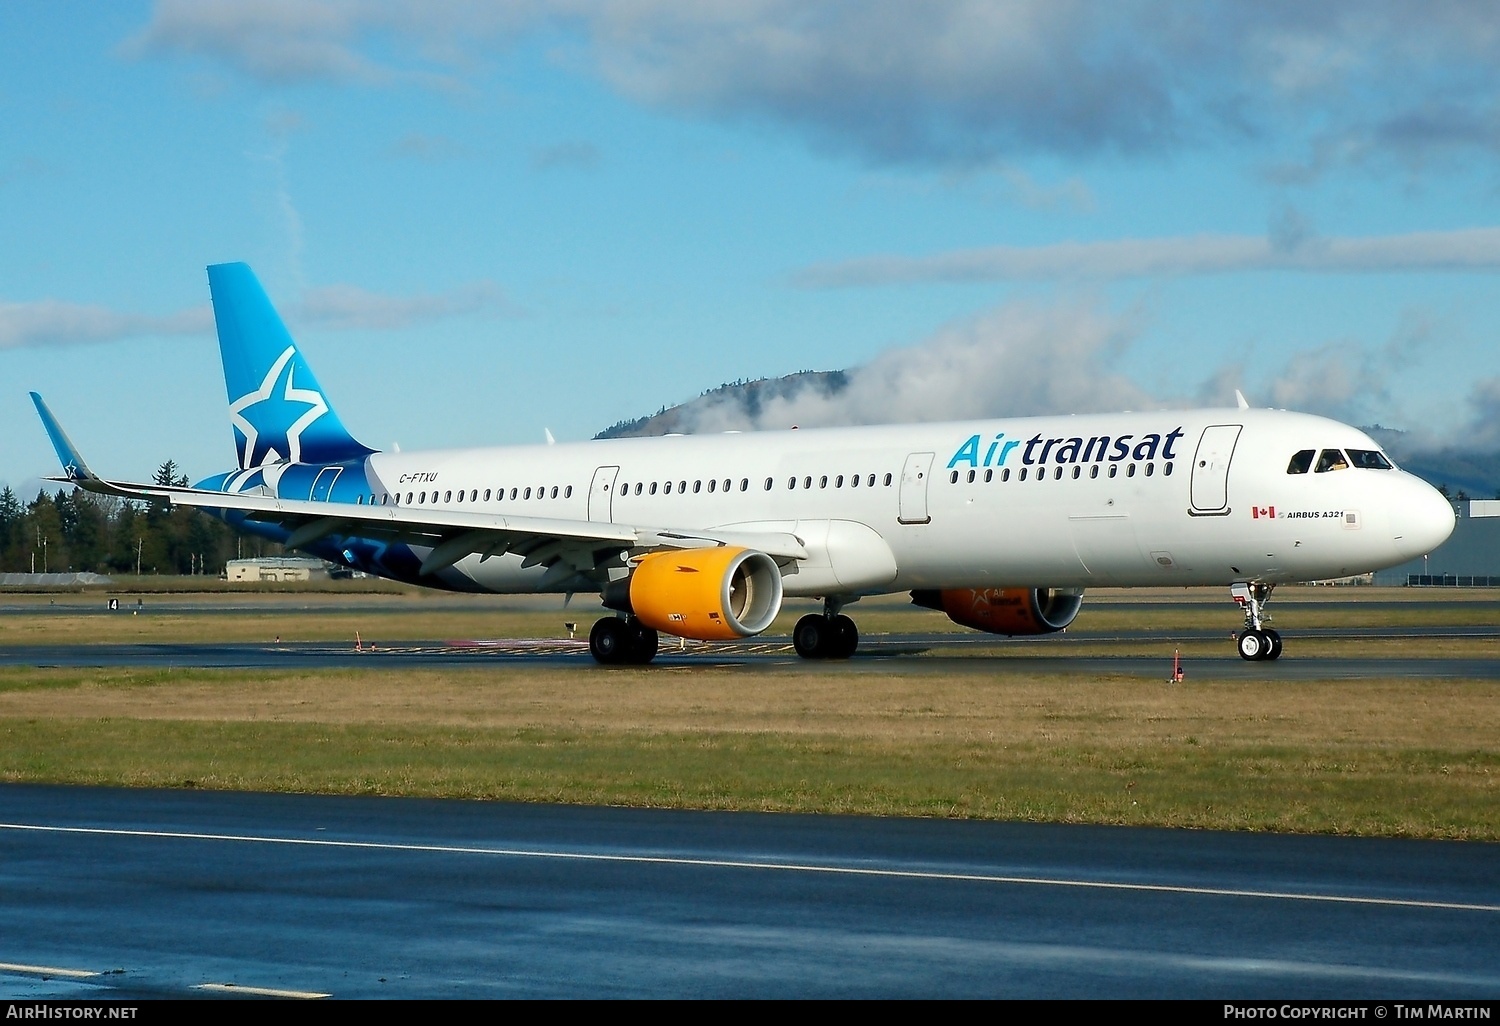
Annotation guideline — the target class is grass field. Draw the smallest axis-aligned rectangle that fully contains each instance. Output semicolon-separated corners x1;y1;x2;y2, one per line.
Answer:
0;584;1496;839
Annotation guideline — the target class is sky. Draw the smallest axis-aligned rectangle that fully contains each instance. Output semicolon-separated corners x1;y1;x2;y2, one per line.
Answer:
3;1;1500;493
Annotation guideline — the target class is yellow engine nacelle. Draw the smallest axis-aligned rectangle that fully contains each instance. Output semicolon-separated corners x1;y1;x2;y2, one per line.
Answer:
911;587;1084;635
629;547;784;641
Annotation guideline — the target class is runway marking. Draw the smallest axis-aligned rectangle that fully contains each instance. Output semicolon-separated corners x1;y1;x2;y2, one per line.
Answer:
4;821;1498;915
0;961;100;979
195;983;330;999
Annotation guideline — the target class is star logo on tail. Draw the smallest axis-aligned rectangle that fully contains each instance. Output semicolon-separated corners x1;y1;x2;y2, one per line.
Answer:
227;346;329;469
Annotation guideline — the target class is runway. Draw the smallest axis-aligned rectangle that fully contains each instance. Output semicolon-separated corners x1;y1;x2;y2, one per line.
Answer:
2;785;1498;999
0;627;1496;679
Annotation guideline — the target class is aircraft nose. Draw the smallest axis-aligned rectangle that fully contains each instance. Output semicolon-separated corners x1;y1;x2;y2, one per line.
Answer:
1392;476;1455;560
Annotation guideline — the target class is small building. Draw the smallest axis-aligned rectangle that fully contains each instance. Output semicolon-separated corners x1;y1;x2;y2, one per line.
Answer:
225;557;333;582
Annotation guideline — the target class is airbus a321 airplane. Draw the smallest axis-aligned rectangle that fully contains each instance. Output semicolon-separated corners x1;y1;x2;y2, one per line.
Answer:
32;263;1455;664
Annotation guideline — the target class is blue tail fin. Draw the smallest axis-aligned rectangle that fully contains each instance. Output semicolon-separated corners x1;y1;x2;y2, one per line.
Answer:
208;262;375;469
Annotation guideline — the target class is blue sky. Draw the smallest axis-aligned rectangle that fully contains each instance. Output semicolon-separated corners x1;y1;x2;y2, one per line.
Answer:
4;1;1500;492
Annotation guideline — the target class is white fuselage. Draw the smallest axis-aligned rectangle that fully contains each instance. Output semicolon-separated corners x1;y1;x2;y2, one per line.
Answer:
303;407;1454;597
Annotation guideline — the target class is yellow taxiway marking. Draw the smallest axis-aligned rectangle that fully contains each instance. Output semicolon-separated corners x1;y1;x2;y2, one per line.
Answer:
0;961;100;979
4;821;1498;915
195;983;330;999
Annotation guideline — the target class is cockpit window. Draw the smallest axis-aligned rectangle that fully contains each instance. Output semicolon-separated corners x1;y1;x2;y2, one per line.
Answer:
1287;449;1315;475
1347;449;1393;470
1315;449;1350;473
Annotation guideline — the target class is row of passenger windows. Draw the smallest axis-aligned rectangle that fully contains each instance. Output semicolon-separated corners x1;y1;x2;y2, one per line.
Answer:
354;485;575;506
615;473;896;496
1286;448;1393;475
949;461;1173;484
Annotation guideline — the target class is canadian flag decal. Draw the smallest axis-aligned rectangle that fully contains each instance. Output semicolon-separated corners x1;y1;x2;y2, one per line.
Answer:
1252;506;1275;519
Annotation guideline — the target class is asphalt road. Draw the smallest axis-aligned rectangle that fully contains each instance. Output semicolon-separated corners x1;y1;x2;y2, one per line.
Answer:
2;785;1498;999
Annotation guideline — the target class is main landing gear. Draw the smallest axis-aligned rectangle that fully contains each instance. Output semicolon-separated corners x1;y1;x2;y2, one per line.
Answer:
1231;582;1282;661
793;599;859;660
589;616;659;665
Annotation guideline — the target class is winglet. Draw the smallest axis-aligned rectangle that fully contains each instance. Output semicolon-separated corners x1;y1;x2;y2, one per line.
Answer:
1234;389;1250;410
29;392;98;482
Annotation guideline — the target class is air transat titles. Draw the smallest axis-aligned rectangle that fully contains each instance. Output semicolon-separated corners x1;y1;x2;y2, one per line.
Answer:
946;426;1187;470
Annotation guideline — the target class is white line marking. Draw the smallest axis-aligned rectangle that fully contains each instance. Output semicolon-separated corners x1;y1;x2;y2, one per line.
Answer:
3;821;1496;914
0;961;100;979
194;983;330;999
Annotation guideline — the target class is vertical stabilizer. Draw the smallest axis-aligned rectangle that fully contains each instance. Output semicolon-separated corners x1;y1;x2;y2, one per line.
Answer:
207;262;375;469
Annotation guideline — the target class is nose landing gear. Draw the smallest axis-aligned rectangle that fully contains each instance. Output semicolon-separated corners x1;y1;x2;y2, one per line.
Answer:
1231;582;1282;661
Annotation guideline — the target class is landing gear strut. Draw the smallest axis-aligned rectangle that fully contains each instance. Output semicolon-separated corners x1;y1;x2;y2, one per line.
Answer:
1231;582;1282;661
589;616;659;665
793;599;859;660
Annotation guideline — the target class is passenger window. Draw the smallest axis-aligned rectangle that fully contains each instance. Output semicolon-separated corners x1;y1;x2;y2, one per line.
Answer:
883;473;892;486
950;470;959;484
741;479;749;491
509;488;518;500
1053;467;1062;480
764;478;773;491
444;490;452;502
708;479;716;493
679;481;687;493
1163;463;1173;477
1089;465;1098;479
819;476;828;489
635;482;643;495
1001;469;1010;482
1127;464;1136;478
984;469;993;483
787;477;796;490
524;487;532;499
694;480;702;493
1019;468;1028;481
1287;449;1315;475
649;482;658;495
1108;466;1117;479
868;474;877;487
804;476;813;489
551;486;559;499
1347;449;1393;470
724;479;731;492
565;485;573;498
1145;463;1154;476
1071;466;1081;480
483;489;491;501
837;475;845;488
851;474;860;488
1315;449;1349;473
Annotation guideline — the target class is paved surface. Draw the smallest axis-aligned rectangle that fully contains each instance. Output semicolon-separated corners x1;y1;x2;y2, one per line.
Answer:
0;628;1495;679
2;785;1498;999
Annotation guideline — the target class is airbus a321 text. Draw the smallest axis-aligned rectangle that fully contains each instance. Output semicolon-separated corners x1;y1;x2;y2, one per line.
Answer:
32;263;1455;664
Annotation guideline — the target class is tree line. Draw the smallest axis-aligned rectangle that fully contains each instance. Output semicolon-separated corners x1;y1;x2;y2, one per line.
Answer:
0;461;279;576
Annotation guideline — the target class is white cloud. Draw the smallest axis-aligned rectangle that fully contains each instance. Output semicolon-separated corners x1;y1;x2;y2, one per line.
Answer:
792;227;1500;287
0;300;211;350
127;2;1500;171
294;280;514;329
670;300;1159;433
0;279;512;347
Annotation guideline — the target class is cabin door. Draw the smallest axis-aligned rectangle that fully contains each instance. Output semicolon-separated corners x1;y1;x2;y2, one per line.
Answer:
1189;425;1242;514
310;467;341;502
588;466;620;522
898;452;934;525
